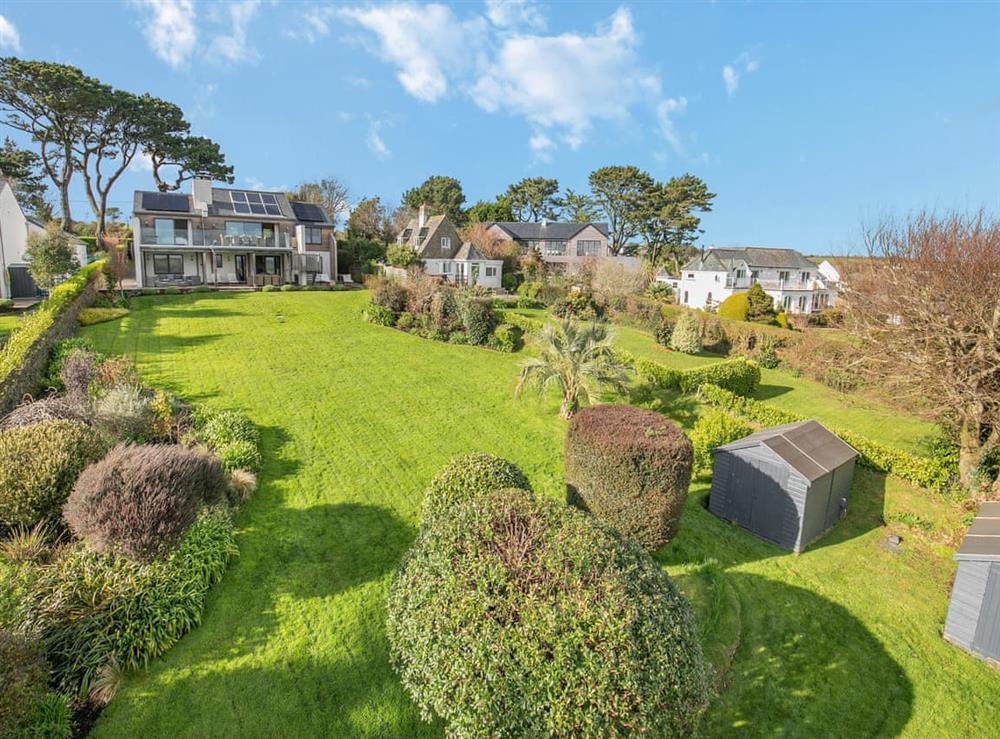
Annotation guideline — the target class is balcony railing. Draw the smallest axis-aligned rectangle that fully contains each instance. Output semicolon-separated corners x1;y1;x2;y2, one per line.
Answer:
725;277;815;291
139;227;296;249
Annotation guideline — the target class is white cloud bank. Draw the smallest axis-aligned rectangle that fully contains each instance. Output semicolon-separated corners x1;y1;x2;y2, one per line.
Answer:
0;15;22;53
130;0;264;68
131;0;197;68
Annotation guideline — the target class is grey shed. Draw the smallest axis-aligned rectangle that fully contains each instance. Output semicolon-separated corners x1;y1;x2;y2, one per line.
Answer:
943;502;1000;664
708;420;859;552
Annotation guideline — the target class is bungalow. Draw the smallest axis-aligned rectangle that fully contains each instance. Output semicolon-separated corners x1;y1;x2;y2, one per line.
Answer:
131;179;337;288
396;206;502;288
676;247;838;314
484;220;640;274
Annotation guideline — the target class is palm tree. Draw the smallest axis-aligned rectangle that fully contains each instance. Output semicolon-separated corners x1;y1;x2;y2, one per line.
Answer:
515;319;633;419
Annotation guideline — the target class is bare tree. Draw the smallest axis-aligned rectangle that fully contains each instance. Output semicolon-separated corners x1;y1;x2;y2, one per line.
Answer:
291;177;350;229
844;210;1000;494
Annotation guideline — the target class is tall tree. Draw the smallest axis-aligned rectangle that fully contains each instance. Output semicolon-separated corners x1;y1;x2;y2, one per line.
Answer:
636;174;715;273
588;166;654;255
465;196;514;224
845;210;1000;493
505;177;561;222
561;189;600;223
347;196;393;243
148;134;233;193
402;175;466;224
0;59;108;231
0;136;51;219
289;177;350;229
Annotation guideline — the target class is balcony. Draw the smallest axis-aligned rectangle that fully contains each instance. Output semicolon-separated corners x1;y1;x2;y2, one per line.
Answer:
139;226;296;250
725;277;814;291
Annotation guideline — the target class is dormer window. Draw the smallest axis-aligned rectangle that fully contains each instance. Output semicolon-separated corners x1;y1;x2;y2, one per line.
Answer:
441;236;451;250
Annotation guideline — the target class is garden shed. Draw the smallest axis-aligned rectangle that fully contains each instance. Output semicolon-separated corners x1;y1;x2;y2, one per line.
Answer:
943;502;1000;664
708;420;858;552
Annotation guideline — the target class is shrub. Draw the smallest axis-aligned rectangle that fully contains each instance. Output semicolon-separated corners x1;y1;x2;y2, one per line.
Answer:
388;488;708;737
387;243;420;268
163;286;181;295
44;337;97;390
635;358;681;390
140;287;158;296
718;292;750;321
428;289;459;332
0;522;53;565
24;510;237;696
217;439;262;473
261;284;278;292
0;396;90;431
421;453;531;530
746;283;776;322
775;311;790;329
25;693;72;738
370;278;409;315
646;281;673;301
92;354;140;393
654;318;673;347
227;469;257;505
395;311;415;330
0;420;107;529
280;283;296;292
77;307;129;326
460;297;495;345
363;303;396;326
94;385;153;441
64;444;228;563
753;334;781;369
690;409;754;471
491;323;522;353
59;348;99;400
678;357;761;395
565;405;694;551
496;311;543;336
446;331;468;345
0;298;13;312
201;410;259;450
700;317;730;354
0;629;50;737
671;310;702;353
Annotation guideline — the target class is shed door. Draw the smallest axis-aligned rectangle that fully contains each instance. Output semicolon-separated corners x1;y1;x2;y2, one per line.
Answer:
8;266;38;298
972;564;1000;660
749;458;791;546
728;456;755;528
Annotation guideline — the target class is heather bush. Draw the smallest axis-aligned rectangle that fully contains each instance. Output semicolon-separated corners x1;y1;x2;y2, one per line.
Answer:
421;452;530;530
0;421;107;529
60;347;99;400
64;444;228;563
94;384;154;441
0;629;50;737
671;310;703;353
459;297;495;345
388;488;708;737
0;396;90;431
565;405;694;551
24;509;237;696
690;408;754;471
44;337;97;390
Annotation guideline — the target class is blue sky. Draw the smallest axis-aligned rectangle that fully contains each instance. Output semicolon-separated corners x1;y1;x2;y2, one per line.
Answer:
1;0;998;253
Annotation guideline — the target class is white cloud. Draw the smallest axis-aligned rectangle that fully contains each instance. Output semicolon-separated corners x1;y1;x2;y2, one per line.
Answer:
656;96;687;154
722;51;760;96
131;0;197;68
210;0;262;64
485;0;546;31
244;176;287;192
366;120;392;160
0;15;21;53
529;132;555;162
129;151;154;173
345;75;372;88
338;3;485;103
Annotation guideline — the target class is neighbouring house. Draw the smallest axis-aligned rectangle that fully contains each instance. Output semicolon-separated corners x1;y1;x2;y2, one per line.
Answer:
708;420;859;552
0;179;87;299
676;247;838;314
944;502;1000;664
396;206;502;288
484;220;639;274
131;178;337;288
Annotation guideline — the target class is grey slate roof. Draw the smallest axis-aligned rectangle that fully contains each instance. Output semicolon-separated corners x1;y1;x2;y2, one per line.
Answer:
488;221;609;240
681;247;818;272
716;420;859;482
132;187;332;225
956;502;1000;562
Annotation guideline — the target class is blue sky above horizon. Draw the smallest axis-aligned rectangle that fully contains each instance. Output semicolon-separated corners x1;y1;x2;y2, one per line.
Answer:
1;0;998;254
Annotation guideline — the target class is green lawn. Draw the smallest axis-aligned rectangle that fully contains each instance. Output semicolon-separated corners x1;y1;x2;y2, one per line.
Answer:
82;291;998;738
0;313;21;343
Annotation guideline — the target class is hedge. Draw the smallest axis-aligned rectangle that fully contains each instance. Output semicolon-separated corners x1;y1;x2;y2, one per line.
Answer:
565;404;693;551
496;310;544;336
697;383;954;491
77;307;129;326
636;356;761;396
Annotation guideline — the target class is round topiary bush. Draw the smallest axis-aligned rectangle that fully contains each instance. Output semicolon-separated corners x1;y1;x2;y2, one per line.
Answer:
0;420;107;529
388;488;708;737
0;629;50;737
565;404;694;551
64;444;228;563
421;452;530;529
718;292;750;321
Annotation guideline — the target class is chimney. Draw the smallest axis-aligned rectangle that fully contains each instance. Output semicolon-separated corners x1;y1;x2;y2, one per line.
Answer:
418;204;427;228
192;177;212;215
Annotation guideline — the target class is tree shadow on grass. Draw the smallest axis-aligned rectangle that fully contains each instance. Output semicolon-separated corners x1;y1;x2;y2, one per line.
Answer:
627;382;702;429
750;383;794;401
698;571;913;738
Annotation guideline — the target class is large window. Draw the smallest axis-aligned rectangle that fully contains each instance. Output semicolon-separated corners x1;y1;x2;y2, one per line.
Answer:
576;240;600;257
226;221;263;238
154;218;188;245
544;240;566;256
152;253;184;275
441;261;452;273
255;254;281;275
305;227;323;245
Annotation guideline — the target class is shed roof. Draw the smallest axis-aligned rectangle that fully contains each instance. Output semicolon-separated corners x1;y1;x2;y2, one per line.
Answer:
716;420;859;482
956;502;1000;562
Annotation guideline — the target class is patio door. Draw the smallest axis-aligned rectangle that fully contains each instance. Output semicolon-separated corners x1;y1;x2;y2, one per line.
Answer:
234;255;246;283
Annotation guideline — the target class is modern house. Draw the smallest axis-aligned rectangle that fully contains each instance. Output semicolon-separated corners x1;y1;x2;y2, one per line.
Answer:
131;179;336;288
395;206;502;288
675;247;838;314
484;221;638;274
944;502;1000;664
0;179;87;299
708;420;858;552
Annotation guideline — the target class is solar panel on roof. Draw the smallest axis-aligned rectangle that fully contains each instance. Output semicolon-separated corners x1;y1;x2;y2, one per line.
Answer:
250;203;266;215
264;204;282;216
233;202;251;214
290;201;327;222
142;192;190;212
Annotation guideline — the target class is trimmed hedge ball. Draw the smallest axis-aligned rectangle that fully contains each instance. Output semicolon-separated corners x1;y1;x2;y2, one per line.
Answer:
0;420;107;529
64;444;228;563
388;488;709;737
565;404;694;552
420;452;530;528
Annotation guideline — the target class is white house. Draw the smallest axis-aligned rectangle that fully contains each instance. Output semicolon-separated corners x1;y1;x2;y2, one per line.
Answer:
396;206;502;289
676;247;838;314
0;179;87;299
